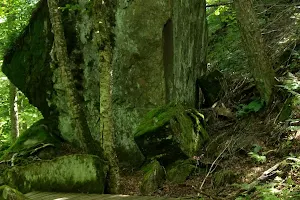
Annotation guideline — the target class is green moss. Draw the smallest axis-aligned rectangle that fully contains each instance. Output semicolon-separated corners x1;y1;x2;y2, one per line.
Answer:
140;160;165;195
1;119;60;160
4;154;108;194
135;103;209;162
0;185;29;200
135;102;181;137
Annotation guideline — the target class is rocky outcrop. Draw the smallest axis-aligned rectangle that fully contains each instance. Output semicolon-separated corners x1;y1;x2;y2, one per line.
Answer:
113;0;208;167
2;0;208;168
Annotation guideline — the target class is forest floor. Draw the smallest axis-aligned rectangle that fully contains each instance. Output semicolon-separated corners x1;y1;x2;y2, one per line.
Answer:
119;73;300;200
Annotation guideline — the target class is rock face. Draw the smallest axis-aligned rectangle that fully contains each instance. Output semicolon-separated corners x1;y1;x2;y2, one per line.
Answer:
4;154;108;194
134;103;208;166
112;0;170;167
113;0;208;167
2;0;208;168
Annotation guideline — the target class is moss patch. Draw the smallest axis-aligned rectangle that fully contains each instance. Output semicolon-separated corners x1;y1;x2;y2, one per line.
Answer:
1;119;60;161
140;160;165;195
4;154;108;194
135;103;208;165
0;185;29;200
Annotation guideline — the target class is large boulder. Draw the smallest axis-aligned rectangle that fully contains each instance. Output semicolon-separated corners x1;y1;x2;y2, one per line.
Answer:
3;154;108;194
134;103;209;165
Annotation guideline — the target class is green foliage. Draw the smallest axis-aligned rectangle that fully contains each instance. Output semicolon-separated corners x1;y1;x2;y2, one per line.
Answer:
0;0;37;59
248;144;266;164
207;1;247;73
236;99;264;117
60;3;81;12
236;182;300;200
0;1;42;154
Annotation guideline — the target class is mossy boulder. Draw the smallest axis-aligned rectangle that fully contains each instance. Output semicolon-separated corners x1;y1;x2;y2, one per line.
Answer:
0;185;29;200
1;118;60;163
140;160;165;195
3;154;108;194
134;103;209;165
166;159;196;184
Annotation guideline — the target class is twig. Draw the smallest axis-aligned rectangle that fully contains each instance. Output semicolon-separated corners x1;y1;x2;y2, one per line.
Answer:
199;142;230;190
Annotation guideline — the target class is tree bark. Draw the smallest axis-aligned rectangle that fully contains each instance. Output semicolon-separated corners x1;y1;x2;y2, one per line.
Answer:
9;82;19;142
234;0;275;104
94;1;120;194
47;0;97;154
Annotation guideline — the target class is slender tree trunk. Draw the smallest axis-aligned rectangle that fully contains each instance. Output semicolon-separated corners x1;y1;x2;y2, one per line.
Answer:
9;82;19;142
234;0;275;104
47;0;97;154
95;1;120;194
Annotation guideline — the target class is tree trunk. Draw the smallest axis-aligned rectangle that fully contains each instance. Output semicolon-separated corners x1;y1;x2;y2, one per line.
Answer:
94;1;120;194
47;0;98;155
234;0;275;104
9;82;19;142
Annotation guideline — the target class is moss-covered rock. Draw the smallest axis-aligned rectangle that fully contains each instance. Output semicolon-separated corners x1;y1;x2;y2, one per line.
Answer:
166;159;196;184
134;103;208;165
1;119;60;162
140;160;165;195
3;154;108;194
0;185;29;200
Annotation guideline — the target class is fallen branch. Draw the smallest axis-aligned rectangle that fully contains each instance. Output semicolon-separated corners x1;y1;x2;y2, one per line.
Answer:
199;141;230;190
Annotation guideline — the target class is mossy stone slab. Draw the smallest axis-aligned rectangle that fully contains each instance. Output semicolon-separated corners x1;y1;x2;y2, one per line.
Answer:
4;154;108;194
